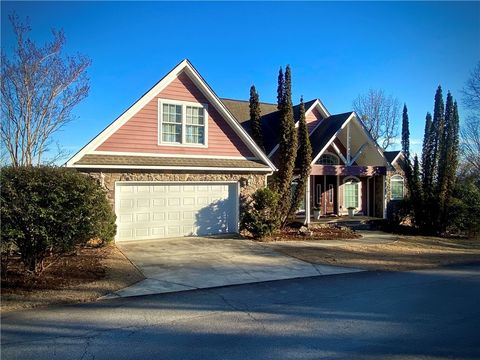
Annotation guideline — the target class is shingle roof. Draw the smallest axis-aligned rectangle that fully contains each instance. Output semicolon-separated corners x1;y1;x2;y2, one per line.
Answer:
384;151;402;164
74;154;270;169
310;112;353;158
221;98;318;154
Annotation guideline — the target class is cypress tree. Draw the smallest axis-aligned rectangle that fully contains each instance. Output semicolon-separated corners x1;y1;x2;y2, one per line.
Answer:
277;67;284;110
437;91;454;213
289;97;312;219
276;65;298;227
421;112;434;197
444;100;460;214
401;104;410;161
431;86;445;182
249;85;264;151
412;154;423;225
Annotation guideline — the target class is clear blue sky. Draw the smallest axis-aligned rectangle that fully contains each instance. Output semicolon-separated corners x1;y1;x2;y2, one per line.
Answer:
2;1;479;157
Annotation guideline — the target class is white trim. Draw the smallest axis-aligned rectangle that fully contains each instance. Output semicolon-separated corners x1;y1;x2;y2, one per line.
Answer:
267;100;329;159
343;176;362;213
349;142;368;166
390;151;403;165
353;111;389;165
71;164;273;172
311;112;355;165
114;180;240;241
66;59;276;171
305;176;311;225
329;143;347;164
91;151;257;160
158;98;208;148
390;174;405;200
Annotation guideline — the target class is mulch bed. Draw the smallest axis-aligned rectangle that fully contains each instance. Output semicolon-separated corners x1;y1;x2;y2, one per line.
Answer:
1;246;108;294
258;225;362;242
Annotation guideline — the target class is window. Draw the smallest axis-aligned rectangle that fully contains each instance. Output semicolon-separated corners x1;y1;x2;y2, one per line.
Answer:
316;153;339;165
344;177;359;209
328;184;334;203
391;175;404;200
159;100;207;146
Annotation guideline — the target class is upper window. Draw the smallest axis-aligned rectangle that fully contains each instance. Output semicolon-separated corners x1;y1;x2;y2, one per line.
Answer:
316;153;339;165
391;175;404;200
159;100;207;146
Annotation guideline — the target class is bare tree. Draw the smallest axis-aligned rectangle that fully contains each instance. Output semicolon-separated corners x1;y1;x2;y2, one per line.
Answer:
352;88;400;150
1;14;91;167
461;61;480;175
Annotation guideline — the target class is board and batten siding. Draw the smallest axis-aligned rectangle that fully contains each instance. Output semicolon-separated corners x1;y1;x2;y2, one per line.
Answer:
96;71;254;157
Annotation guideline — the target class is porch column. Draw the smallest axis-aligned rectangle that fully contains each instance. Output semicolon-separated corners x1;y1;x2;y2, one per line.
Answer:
305;176;311;225
382;175;387;219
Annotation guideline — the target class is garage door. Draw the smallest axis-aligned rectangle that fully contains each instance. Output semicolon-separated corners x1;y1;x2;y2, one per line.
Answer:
115;182;238;241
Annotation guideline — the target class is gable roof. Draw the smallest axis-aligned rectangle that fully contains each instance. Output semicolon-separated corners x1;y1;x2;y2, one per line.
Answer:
384;150;402;165
310;112;354;162
221;98;323;155
66;59;276;171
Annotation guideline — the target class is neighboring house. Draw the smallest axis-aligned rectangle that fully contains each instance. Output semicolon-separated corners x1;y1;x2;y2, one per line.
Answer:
67;59;406;241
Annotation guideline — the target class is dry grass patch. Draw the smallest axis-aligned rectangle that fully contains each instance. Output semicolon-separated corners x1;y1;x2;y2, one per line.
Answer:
1;244;144;312
257;224;361;242
266;233;480;271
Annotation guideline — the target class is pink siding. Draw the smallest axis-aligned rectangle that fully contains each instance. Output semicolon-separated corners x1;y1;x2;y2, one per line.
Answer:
307;107;323;133
96;71;254;157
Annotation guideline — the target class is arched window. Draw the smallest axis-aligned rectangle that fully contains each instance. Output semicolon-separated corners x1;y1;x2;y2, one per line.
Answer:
316;153;339;165
344;177;360;209
390;175;404;200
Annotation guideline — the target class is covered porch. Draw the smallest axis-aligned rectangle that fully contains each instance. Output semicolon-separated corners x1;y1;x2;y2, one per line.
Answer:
303;165;387;223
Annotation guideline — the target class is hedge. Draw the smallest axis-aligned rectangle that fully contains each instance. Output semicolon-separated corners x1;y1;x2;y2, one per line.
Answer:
1;166;116;273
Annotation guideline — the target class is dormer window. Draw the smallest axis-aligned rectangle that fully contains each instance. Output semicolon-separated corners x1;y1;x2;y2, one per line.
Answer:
159;100;208;146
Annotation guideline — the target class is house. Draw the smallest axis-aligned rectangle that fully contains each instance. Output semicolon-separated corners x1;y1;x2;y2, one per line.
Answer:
67;59;405;241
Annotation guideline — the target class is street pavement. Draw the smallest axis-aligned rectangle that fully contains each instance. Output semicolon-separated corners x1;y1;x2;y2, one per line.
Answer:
2;263;480;360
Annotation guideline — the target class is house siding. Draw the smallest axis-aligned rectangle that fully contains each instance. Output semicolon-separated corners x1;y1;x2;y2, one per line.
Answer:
306;107;323;133
96;71;254;158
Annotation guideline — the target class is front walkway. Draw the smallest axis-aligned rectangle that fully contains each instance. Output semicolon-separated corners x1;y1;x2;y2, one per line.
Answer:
103;236;362;299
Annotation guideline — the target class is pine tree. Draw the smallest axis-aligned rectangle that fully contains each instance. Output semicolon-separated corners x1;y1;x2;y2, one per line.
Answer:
411;154;423;225
249;85;264;151
276;65;298;227
277;67;284;110
289;97;312;219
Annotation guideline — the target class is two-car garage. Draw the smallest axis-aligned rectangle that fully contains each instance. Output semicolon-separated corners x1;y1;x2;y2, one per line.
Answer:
115;182;239;241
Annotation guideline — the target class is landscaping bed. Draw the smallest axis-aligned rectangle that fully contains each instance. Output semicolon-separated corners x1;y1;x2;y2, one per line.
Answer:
1;244;144;312
258;224;361;242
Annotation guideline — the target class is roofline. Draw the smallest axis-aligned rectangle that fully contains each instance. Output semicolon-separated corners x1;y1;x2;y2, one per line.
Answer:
66;59;277;171
69;164;273;172
220;97;278;106
391;150;403;165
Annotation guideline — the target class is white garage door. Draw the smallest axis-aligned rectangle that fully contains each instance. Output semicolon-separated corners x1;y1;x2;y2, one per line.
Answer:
115;182;238;241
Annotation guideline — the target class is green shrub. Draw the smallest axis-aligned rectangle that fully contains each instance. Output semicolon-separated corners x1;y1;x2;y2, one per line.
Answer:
1;166;116;273
241;187;279;238
447;181;480;238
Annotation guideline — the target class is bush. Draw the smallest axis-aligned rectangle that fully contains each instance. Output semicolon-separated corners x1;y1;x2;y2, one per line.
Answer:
446;180;480;239
1;166;116;273
241;187;279;238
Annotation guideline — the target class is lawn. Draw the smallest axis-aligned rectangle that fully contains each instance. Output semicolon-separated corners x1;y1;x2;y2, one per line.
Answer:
263;230;480;271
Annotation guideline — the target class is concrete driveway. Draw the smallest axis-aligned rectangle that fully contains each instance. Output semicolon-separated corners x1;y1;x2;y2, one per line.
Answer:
108;236;361;298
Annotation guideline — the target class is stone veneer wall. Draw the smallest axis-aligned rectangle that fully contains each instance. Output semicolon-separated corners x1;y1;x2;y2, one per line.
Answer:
82;169;267;213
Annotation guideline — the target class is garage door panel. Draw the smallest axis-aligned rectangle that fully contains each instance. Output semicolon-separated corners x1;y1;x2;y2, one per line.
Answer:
116;182;237;241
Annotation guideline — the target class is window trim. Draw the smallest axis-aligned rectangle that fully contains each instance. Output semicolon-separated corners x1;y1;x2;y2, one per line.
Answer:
158;99;209;147
390;174;404;200
343;176;361;210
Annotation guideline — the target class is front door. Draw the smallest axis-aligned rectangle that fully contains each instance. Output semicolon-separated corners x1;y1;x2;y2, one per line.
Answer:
320;176;337;215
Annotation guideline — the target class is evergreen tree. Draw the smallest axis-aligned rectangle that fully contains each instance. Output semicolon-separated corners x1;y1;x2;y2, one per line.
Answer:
421;112;434;197
289;97;312;219
249;85;264;151
411;154;423;225
437;91;454;213
277;67;284;110
431;86;445;182
401;104;410;161
276;65;298;227
444;101;460;213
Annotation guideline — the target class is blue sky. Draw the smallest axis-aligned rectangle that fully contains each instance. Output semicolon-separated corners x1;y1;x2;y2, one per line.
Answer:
2;1;479;158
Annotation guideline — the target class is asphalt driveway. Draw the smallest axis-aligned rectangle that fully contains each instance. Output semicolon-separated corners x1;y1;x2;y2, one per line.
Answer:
109;236;361;298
